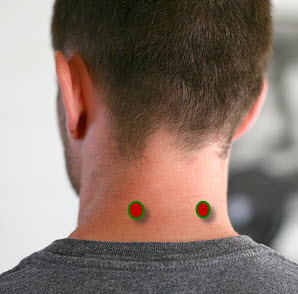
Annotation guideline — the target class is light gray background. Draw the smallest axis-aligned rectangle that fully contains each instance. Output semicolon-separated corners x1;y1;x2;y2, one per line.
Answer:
0;0;297;273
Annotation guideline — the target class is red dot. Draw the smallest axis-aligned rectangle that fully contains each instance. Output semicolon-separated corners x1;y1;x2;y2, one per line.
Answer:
197;202;209;217
129;202;143;218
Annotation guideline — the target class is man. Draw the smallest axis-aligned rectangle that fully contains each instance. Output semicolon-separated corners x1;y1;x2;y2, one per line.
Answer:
1;0;298;293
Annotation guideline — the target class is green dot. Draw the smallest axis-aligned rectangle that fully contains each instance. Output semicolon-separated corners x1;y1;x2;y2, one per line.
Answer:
196;201;211;219
128;201;145;219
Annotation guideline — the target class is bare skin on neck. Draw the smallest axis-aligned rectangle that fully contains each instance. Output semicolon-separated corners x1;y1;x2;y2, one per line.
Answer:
69;129;238;242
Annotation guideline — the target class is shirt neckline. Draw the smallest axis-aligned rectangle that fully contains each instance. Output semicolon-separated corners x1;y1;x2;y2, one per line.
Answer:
42;235;268;262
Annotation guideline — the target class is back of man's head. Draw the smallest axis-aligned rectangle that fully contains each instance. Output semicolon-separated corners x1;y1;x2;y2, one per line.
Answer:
51;0;273;163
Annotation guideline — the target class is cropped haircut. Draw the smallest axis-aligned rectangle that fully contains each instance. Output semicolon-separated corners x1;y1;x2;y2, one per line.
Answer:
51;0;273;163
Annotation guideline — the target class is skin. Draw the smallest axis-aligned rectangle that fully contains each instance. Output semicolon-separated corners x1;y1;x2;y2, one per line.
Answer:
55;51;268;242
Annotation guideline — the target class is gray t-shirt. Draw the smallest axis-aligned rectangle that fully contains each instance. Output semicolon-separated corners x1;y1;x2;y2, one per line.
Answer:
1;235;298;293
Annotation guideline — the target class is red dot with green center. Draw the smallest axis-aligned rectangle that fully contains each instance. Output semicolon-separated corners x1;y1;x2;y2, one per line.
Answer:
196;201;210;218
128;201;144;219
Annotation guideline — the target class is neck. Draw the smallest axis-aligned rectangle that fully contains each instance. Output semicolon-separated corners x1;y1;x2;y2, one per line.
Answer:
69;136;238;242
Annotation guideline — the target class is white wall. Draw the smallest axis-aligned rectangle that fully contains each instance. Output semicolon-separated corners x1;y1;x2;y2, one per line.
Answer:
273;0;298;18
0;1;297;274
0;1;78;273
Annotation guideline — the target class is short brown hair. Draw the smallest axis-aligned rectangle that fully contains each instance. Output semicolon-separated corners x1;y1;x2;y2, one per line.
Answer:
51;0;273;163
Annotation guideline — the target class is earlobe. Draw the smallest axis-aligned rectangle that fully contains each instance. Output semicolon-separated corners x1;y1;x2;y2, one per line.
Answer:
54;51;84;139
232;78;268;142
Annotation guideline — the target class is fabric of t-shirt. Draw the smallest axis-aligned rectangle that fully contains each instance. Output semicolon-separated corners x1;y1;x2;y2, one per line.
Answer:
0;235;298;293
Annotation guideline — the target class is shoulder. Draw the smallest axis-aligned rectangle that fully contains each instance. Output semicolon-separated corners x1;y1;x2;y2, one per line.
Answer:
0;252;48;294
265;249;298;278
250;247;298;275
228;246;298;293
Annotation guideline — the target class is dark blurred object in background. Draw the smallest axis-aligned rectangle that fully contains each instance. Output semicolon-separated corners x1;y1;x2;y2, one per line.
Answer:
228;19;298;249
228;170;285;246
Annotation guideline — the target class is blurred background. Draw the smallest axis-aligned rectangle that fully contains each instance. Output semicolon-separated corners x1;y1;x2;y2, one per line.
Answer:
0;1;297;273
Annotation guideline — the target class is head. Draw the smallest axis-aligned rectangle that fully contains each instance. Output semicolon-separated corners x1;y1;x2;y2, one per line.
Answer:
52;0;273;196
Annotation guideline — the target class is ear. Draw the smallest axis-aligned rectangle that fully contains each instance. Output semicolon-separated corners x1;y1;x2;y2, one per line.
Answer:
54;51;87;140
232;78;268;142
